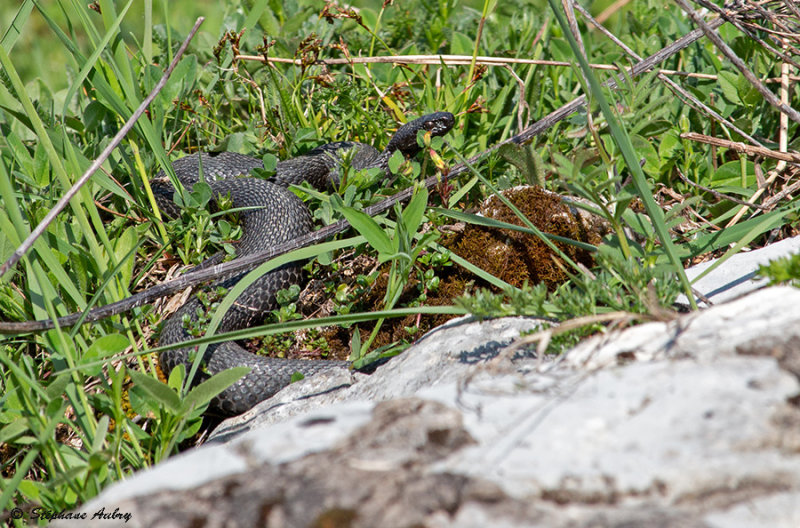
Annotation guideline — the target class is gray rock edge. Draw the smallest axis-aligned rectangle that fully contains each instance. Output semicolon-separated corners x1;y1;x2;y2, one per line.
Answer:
61;286;800;527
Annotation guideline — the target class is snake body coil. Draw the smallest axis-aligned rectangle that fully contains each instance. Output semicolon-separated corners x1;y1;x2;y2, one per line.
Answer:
154;112;454;415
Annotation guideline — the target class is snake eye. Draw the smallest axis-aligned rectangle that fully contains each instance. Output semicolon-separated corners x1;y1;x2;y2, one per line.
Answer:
426;120;445;132
423;112;455;135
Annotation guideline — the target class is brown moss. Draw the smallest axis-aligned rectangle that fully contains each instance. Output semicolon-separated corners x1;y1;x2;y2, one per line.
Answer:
355;270;430;351
281;186;607;360
447;186;603;290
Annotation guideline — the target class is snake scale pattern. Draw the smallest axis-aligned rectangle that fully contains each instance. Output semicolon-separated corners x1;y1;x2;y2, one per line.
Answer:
153;112;455;415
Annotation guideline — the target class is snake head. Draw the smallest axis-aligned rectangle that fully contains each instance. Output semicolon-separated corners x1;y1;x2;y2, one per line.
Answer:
417;111;456;137
387;111;456;157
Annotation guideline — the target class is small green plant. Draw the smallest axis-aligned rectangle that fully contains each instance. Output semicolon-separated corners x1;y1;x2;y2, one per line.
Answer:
257;284;304;357
337;184;440;359
127;363;249;460
456;252;683;354
169;184;242;266
756;252;800;287
1;0;799;518
274;284;303;322
180;286;227;337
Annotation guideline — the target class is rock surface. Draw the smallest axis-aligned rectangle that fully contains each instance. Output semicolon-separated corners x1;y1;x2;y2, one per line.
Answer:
59;280;800;528
677;233;800;307
209;314;550;443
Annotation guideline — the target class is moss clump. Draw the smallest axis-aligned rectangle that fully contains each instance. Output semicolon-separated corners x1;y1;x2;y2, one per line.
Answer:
287;186;607;359
447;186;604;289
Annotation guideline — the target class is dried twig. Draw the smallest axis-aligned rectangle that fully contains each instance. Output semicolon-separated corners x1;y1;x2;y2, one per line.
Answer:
0;17;206;279
680;132;800;163
236;52;753;81
499;311;642;361
675;168;771;210
761;170;800;208
674;0;800;123
563;0;597;132
504;15;726;148
0;11;727;334
727;29;796;226
693;0;800;67
573;3;767;148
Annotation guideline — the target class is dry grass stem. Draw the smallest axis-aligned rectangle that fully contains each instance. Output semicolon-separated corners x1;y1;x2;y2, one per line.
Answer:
680;132;800;163
236;52;746;80
0;17;207;279
675;0;800;123
499;311;638;361
574;2;767;147
675;168;771;210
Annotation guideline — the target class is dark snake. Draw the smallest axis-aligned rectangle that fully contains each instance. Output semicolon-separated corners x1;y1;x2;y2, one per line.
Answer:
153;112;455;416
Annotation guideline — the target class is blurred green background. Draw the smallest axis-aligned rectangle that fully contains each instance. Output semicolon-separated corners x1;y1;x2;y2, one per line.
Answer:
1;0;626;91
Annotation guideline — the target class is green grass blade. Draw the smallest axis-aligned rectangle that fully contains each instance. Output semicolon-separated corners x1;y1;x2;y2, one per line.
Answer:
434;242;518;292
181;235;366;391
0;44;109;280
547;0;697;309
127;369;181;414
66;305;468;376
402;185;428;236
61;0;134;116
683;203;800;258
338;207;394;256
155;305;468;354
182;367;251;414
0;0;34;52
690;212;795;284
433;207;597;252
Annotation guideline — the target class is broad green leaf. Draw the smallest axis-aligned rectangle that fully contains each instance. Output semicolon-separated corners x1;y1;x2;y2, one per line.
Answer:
182;367;251;413
450;31;475;55
718;71;741;104
167;364;185;392
658;130;681;163
349;323;362;361
113;226;138;288
294;127;317;144
711;160;756;188
128;370;181;414
358;7;379;28
630;134;660;177
262;153;278;173
44;372;73;401
0;420;29;444
339;207;394;256
737;70;761;106
91;416;110;453
388;149;404;174
402;186;428;237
